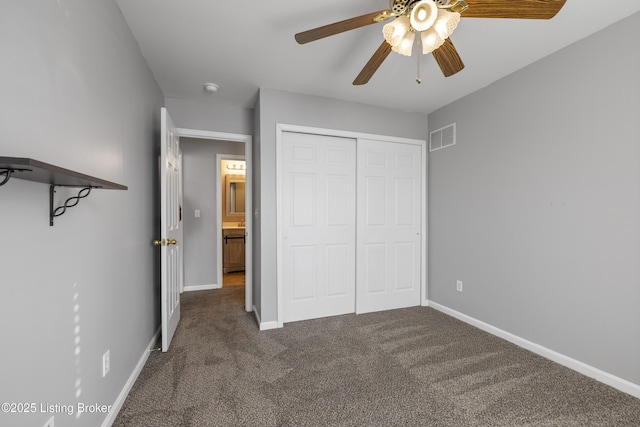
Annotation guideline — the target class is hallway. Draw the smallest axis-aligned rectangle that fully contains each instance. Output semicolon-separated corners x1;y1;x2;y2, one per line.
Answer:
222;272;245;287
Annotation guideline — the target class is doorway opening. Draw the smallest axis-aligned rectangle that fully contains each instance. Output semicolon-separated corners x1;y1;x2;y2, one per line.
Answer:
178;128;253;313
218;155;246;289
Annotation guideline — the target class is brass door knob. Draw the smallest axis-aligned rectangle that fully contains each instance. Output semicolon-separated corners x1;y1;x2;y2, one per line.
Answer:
153;239;177;246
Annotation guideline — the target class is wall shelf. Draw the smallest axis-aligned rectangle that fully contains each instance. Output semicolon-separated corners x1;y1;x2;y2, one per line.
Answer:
0;157;128;226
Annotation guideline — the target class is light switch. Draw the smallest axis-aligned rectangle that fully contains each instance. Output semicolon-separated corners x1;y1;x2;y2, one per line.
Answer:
194;209;200;218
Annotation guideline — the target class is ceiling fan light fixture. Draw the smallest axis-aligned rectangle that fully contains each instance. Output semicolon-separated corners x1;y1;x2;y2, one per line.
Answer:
410;0;438;32
382;15;410;47
420;27;445;54
391;30;415;56
433;9;460;40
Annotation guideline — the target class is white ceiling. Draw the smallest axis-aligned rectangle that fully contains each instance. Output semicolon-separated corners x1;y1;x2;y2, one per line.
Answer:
115;0;640;115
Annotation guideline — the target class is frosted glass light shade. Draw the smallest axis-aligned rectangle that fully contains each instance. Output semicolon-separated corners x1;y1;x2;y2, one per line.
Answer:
433;10;460;40
410;0;438;32
382;15;411;47
392;30;415;56
421;27;445;54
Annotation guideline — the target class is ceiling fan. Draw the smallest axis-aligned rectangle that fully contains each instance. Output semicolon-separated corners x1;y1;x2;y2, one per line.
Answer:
295;0;567;85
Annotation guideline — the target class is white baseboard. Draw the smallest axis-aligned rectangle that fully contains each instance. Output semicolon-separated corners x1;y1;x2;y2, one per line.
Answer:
102;327;161;427
253;305;280;331
427;301;640;400
183;283;221;292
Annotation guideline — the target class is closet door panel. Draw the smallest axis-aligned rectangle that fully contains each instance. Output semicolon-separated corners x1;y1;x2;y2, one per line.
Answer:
282;132;357;323
357;139;422;314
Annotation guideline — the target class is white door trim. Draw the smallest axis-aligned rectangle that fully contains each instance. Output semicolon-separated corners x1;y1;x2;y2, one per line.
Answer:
420;132;428;308
276;123;427;328
177;127;253;313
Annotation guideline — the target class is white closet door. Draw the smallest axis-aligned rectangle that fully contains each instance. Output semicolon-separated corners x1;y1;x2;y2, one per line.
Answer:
356;139;422;314
281;132;356;323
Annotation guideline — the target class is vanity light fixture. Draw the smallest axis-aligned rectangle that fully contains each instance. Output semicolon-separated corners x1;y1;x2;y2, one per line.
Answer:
226;162;246;171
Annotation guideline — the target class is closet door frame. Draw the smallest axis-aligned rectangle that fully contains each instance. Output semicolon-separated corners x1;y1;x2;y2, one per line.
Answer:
275;123;427;328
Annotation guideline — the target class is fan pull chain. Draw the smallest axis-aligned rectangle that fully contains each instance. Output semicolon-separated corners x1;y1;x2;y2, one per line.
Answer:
416;35;422;84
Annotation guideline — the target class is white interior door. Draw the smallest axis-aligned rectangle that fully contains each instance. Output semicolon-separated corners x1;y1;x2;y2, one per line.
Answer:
356;139;422;314
159;107;182;351
281;132;356;323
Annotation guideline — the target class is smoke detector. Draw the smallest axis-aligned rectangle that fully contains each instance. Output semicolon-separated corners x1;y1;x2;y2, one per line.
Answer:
204;82;219;93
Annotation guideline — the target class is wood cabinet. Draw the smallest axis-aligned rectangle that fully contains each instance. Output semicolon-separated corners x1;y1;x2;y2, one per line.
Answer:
223;228;245;273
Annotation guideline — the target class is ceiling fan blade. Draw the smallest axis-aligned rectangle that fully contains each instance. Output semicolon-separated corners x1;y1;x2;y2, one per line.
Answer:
295;10;393;44
353;41;392;85
461;0;567;19
432;38;465;77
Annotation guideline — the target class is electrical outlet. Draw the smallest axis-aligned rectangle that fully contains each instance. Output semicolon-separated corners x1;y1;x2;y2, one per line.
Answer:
194;209;200;218
102;350;110;377
456;280;463;292
43;416;55;427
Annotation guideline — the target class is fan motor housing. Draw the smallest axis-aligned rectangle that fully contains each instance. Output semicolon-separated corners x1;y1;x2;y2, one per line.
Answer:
390;0;411;15
390;0;449;15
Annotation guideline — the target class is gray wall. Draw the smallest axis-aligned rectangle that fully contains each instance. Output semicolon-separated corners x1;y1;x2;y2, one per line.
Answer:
428;12;640;386
164;97;253;136
181;138;244;288
255;89;429;322
0;2;164;427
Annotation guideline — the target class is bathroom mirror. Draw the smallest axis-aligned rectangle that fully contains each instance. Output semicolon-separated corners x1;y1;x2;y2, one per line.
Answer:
225;174;246;216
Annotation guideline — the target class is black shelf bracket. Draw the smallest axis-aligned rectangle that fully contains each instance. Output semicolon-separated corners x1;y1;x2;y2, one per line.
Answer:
49;185;97;226
0;168;32;186
1;157;127;227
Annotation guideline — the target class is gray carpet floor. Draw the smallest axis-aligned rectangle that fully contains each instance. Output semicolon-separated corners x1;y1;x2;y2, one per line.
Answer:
114;286;640;426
